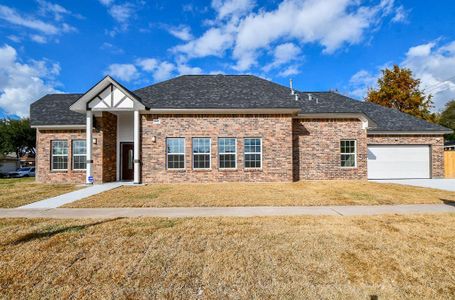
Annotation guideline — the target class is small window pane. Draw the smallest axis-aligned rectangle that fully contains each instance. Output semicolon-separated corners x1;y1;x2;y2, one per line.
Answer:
52;140;68;170
219;138;236;169
244;138;262;169
167;138;185;169
340;140;356;167
193;138;211;169
72;140;86;170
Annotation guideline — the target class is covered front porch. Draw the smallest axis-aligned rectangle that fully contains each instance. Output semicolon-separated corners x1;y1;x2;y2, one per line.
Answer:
69;76;145;184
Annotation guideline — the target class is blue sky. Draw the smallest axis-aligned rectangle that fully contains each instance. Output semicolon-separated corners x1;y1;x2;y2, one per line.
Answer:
1;0;455;118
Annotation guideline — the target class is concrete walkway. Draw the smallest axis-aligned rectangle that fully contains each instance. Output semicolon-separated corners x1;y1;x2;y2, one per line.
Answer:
2;203;454;218
373;179;455;192
18;182;126;209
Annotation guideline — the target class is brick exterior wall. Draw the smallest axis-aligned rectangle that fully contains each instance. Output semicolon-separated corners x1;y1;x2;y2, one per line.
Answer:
35;112;445;183
35;112;117;184
293;118;368;180
367;135;445;178
141;114;293;183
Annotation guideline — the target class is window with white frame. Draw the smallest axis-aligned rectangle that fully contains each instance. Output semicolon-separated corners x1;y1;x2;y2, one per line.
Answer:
340;140;357;167
244;138;262;168
193;138;211;169
72;140;86;170
218;138;236;169
167;138;185;169
51;140;68;171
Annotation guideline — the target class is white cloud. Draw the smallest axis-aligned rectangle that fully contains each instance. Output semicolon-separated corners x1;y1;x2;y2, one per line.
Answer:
263;42;301;72
348;69;379;99
109;3;134;24
0;5;59;35
37;0;73;21
212;0;256;19
177;64;203;75
167;25;193;41
403;41;455;110
99;0;113;6
100;42;124;54
152;61;175;81
136;58;158;72
278;66;300;77
173;27;234;59
134;58;176;81
348;40;455;110
0;3;77;43
392;5;407;23
105;63;139;82
174;0;401;72
0;44;60;117
30;34;47;44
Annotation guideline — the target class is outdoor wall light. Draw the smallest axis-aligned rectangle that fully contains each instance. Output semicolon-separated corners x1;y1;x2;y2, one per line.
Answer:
93;138;97;144
152;136;156;143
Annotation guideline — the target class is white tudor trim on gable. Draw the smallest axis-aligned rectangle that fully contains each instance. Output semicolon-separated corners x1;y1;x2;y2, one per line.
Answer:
70;75;145;113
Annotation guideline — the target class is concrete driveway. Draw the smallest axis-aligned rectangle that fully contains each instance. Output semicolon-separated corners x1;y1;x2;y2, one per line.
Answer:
372;179;455;192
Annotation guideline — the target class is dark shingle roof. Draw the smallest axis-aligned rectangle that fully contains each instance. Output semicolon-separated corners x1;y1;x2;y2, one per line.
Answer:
29;75;451;133
30;94;84;126
296;92;449;132
134;75;299;109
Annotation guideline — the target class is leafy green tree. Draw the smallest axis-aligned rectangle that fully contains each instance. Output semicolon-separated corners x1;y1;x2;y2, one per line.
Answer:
0;118;36;160
366;65;436;122
439;100;455;141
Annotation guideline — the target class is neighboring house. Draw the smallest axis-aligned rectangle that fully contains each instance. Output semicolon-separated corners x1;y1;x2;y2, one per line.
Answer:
30;75;452;184
0;153;20;174
445;141;455;151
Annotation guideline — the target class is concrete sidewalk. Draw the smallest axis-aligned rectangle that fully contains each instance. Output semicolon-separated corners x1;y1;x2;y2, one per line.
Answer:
18;182;126;209
2;203;455;218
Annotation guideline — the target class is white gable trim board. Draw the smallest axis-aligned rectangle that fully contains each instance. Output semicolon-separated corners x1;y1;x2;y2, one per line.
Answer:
367;144;431;179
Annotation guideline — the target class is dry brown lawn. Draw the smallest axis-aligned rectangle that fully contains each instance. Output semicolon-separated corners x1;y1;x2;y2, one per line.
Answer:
0;177;80;208
66;180;455;208
0;214;454;298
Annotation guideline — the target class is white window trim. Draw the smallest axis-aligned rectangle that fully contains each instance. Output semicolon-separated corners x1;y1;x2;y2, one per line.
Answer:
72;140;87;170
51;140;68;171
218;138;237;170
244;138;262;169
340;139;357;168
192;137;211;170
166;137;185;170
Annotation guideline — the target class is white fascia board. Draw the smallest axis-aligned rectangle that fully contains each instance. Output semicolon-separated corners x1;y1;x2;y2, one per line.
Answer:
145;108;300;114
295;112;377;129
31;125;86;130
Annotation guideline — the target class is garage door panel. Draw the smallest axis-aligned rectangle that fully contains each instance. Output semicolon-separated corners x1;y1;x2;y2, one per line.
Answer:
367;145;430;179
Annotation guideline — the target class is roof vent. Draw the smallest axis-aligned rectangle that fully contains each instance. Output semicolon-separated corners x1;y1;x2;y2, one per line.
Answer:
289;79;294;95
307;93;319;104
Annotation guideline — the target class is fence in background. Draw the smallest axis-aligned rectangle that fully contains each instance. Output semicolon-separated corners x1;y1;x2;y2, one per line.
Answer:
445;151;455;178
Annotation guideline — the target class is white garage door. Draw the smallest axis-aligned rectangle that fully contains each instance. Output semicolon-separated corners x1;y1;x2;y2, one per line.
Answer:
367;145;430;179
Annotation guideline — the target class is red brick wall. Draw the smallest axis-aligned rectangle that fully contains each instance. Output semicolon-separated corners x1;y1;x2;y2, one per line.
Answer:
367;135;445;178
141;114;293;183
35;112;117;184
293;118;368;180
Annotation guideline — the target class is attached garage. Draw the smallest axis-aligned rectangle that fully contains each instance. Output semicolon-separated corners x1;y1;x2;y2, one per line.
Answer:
367;145;431;179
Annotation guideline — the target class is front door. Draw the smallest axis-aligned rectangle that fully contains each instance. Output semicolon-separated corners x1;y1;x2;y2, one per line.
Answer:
121;143;134;181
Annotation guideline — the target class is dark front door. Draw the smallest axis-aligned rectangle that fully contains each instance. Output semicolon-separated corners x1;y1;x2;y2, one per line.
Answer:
121;143;134;181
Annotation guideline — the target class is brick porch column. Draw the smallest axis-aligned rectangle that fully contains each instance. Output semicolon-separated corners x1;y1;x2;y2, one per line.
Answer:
86;110;93;184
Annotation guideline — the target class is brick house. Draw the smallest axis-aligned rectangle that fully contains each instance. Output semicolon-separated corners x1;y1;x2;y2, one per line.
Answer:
30;75;451;184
